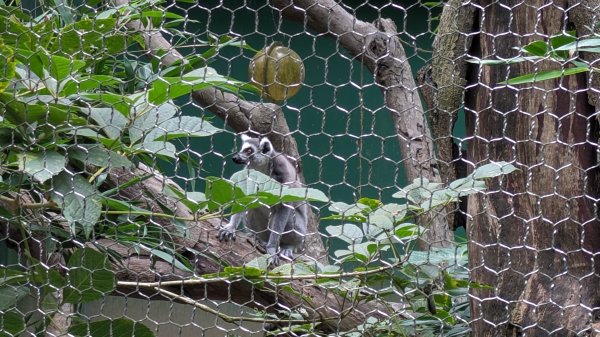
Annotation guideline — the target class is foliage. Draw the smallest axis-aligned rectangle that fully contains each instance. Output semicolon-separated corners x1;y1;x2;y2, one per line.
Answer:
0;1;324;336
468;32;597;85
217;162;517;336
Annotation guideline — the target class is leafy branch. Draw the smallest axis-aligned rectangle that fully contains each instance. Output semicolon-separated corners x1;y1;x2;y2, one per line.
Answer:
469;32;598;85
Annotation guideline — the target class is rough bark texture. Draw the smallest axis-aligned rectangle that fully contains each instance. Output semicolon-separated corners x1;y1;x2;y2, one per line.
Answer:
466;1;600;335
271;0;453;248
430;0;475;185
418;0;476;230
569;0;600;114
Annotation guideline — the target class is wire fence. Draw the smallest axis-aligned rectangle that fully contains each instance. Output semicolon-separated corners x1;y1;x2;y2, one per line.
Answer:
1;0;599;336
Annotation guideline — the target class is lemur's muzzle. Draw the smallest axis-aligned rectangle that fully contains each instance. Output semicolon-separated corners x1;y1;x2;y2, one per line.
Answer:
232;154;247;165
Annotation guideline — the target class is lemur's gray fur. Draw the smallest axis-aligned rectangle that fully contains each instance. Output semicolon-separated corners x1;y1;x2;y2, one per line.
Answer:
217;134;308;265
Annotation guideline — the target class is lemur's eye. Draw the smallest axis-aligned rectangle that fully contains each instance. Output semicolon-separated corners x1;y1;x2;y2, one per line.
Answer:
244;148;253;155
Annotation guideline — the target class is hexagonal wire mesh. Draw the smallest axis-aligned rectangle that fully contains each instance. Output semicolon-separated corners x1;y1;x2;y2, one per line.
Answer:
1;0;599;336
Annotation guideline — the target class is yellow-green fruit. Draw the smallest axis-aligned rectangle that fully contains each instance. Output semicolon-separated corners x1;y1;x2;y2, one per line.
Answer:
249;43;305;101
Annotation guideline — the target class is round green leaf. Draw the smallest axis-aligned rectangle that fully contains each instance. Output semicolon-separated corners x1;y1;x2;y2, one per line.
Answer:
17;151;66;183
63;248;115;304
51;172;102;239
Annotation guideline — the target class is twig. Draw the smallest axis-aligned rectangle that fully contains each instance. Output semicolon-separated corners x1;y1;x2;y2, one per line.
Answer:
154;286;320;325
117;257;405;288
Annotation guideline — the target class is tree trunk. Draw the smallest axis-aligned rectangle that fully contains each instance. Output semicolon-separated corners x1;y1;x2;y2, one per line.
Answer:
465;1;600;335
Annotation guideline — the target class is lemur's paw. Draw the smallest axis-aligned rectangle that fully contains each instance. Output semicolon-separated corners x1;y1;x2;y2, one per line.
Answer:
217;226;236;242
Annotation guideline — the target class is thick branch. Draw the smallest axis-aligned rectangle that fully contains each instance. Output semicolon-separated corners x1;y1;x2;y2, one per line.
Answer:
418;0;476;229
430;0;475;183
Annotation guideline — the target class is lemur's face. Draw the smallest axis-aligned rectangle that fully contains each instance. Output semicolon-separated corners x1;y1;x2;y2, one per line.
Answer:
232;135;273;165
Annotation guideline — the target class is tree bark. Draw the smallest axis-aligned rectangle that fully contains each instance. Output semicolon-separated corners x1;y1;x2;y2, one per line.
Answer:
569;0;600;116
418;0;476;229
465;1;600;335
271;0;454;248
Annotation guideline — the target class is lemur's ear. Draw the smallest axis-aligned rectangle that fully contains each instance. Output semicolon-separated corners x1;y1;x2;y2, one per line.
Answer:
240;134;252;142
259;137;272;154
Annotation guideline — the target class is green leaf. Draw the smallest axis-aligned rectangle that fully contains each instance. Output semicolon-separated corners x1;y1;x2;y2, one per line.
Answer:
17;151;66;183
0;311;26;337
577;47;600;53
328;202;368;216
230;170;328;203
394;223;420;240
448;177;487;196
59;75;122;96
245;255;270;270
204;176;246;211
82;107;128;139
349;242;372;261
134;141;177;158
259;187;328;203
504;66;589;85
68;144;132;168
223;266;264;278
0;92;72;126
521;40;547;57
68;128;122;149
80;93;133;116
146;67;239;105
69;318;154;337
368;207;400;230
143;116;221;142
0;42;15;94
0;9;33;50
357;197;382;210
554;38;600;51
0;285;29;311
48;55;86;81
41;292;60;312
0;269;28;286
50;172;103;239
392;178;443;205
185;191;206;203
52;18;123;56
129;101;178;144
471;161;518;179
63;248;115;304
326;224;364;244
466;56;540;65
147;248;192;272
550;33;576;50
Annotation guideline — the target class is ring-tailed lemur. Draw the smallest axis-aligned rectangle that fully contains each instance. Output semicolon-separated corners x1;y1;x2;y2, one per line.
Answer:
217;134;308;265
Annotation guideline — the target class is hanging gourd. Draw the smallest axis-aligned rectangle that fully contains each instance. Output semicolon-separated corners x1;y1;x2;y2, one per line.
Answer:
248;42;305;101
